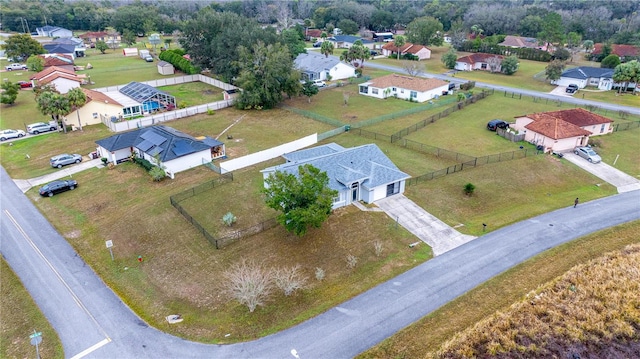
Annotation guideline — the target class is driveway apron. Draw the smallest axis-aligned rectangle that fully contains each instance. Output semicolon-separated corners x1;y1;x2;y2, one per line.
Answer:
375;194;476;256
13;158;103;193
562;153;640;193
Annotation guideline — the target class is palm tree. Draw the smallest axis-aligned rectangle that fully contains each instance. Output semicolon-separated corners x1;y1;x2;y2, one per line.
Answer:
36;91;70;133
394;35;406;61
66;88;87;131
320;41;334;58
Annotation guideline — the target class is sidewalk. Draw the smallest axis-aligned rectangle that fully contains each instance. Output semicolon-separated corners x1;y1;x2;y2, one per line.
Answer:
373;194;476;256
13;158;103;193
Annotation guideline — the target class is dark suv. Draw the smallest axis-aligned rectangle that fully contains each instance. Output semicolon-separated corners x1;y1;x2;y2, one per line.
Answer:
487;119;509;131
566;84;579;94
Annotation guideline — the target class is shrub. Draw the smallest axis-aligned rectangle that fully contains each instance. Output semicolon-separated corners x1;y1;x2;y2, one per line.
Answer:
373;240;384;257
134;157;154;171
223;260;273;313
207;109;215;115
274;265;308;296
222;212;237;226
149;166;166;181
315;267;325;281
346;254;358;269
464;183;476;196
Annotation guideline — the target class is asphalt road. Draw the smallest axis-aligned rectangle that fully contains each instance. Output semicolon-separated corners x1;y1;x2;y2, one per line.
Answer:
2;163;639;358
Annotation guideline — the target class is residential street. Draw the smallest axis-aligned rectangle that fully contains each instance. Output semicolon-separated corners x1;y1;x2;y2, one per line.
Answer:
2;164;639;358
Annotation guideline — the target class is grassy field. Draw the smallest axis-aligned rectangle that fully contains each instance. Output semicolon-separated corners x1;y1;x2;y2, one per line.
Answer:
0;259;64;359
593;128;640;178
359;220;640;359
157;82;224;108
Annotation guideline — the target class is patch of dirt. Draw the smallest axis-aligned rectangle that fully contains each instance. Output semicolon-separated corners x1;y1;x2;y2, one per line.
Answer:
201;89;216;95
225;145;248;158
66;230;81;239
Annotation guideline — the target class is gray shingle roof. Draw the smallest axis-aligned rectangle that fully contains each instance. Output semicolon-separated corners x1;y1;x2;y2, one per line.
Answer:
561;66;614;80
96;126;218;163
294;52;342;74
264;143;410;191
330;35;374;44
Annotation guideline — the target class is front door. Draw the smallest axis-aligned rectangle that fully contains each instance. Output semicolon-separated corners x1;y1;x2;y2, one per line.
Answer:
351;182;359;202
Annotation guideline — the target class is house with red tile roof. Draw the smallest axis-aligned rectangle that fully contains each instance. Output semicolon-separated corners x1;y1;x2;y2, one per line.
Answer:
64;88;123;128
305;29;323;40
358;74;449;103
30;66;84;93
592;44;639;61
498;35;549;51
455;53;504;72
512;108;613;153
38;54;75;72
381;42;431;60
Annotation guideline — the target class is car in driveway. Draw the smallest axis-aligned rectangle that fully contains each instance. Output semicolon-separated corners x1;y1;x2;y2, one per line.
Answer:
27;122;57;135
39;179;78;197
487;119;509;131
18;81;33;88
5;63;28;71
574;146;601;163
566;84;579;94
0;129;26;141
313;79;327;88
50;154;83;168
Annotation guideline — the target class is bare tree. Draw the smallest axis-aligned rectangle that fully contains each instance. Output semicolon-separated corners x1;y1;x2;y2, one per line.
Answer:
402;61;425;77
373;240;384;257
342;91;351;106
274;265;308;296
223;260;273;312
277;3;293;30
346;254;358;269
486;56;502;73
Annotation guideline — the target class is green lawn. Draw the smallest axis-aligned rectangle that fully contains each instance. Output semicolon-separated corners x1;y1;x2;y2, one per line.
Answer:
157;81;224;107
75;48;167;89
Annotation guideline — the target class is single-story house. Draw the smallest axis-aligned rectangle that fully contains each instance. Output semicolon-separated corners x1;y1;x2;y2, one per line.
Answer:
38;54;75;72
294;51;356;81
455;53;504;71
553;66;636;91
43;43;78;59
30;66;83;94
64;88;123;128
79;31;122;46
592;43;639;61
47;37;86;58
381;42;431;60
95;125;225;178
157;61;175;75
100;82;176;118
358;74;449;103
36;26;72;38
305;29;323;41
498;35;548;51
327;35;375;49
511;108;613;153
261;143;410;209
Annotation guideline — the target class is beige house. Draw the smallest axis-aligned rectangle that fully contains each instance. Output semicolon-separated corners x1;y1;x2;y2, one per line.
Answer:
358;74;449;103
381;42;431;60
512;108;613;153
64;89;123;129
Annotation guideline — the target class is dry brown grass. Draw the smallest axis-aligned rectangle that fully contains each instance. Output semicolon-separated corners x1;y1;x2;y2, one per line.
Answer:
433;243;640;358
358;221;640;359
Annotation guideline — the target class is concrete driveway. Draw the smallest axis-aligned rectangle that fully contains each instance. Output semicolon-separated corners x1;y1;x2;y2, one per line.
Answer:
13;158;103;193
375;194;476;256
562;152;640;193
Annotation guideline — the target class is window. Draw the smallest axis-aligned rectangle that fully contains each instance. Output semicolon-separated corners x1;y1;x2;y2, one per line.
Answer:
410;91;417;98
93;113;98;119
392;87;397;92
481;63;487;69
600;124;605;133
359;86;369;94
386;182;400;196
372;88;378;95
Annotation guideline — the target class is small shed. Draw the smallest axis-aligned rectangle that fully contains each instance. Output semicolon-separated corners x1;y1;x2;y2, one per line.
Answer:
123;48;138;57
157;61;175;75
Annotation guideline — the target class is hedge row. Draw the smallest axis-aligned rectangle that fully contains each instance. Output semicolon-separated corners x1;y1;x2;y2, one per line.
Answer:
159;49;200;75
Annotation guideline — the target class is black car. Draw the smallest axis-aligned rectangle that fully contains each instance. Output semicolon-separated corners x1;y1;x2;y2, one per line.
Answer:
566;84;579;94
487;119;509;131
39;179;78;197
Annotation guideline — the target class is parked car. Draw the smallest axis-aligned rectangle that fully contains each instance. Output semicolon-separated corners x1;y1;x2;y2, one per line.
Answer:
18;81;33;88
448;83;456;91
574;146;601;163
370;50;379;56
39;179;78;197
566;84;579;94
27;122;57;135
487;119;509;131
5;63;28;71
313;79;327;88
313;41;322;47
144;56;154;62
0;129;26;141
50;154;83;168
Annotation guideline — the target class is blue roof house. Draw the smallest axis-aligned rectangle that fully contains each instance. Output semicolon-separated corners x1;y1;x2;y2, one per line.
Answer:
328;35;375;49
294;51;356;81
96;125;225;179
553;67;616;91
261;143;410;209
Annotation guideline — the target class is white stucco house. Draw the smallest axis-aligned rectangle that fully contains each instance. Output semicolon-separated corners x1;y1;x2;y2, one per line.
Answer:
261;143;410;209
294;51;356;81
455;53;504;72
511;108;614;153
358;74;450;102
95;126;225;179
553;66;636;91
381;42;431;60
30;66;82;94
327;35;375;49
36;25;73;38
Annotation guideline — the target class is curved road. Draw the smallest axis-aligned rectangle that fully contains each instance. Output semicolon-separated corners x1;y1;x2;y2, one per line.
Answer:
2;164;639;358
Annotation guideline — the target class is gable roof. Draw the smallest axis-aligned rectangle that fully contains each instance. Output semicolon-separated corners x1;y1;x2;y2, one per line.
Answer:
329;35;374;44
498;35;542;49
96;126;220;163
560;66;614;80
593;43;639;57
157;61;173;67
456;53;504;64
306;29;323;38
39;54;74;67
264;143;410;191
38;73;83;86
294;51;354;73
382;41;413;53
365;74;448;92
43;43;76;54
30;66;76;80
522;108;612;140
81;88;122;107
405;44;430;55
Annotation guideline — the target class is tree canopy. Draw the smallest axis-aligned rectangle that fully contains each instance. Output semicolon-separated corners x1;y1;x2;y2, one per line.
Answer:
262;164;338;236
3;34;45;62
406;16;444;46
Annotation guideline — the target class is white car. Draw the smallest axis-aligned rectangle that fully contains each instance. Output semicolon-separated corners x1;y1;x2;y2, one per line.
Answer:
0;129;26;141
5;63;28;71
313;79;327;88
27;122;57;135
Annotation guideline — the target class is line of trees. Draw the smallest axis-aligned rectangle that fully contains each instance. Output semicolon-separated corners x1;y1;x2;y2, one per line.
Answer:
158;49;199;75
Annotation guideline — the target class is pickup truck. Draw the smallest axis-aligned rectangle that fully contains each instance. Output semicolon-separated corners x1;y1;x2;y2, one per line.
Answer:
5;63;28;71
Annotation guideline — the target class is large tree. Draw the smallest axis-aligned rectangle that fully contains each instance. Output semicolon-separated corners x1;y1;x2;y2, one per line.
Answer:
545;60;565;82
111;1;161;36
234;42;299;110
537;12;565;47
262;164;337;236
0;81;20;105
393;35;406;61
320;41;334;58
441;48;458;69
36;91;70;132
339;40;370;70
501;55;519;75
3;34;45;61
406;16;444;46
